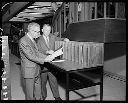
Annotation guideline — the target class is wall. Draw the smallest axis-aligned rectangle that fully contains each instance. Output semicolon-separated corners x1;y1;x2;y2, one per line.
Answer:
2;23;11;35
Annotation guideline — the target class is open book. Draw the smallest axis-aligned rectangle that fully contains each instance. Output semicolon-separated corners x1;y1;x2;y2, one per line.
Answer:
50;46;63;60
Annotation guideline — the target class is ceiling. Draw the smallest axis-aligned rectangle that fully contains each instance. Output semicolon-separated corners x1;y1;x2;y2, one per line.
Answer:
9;2;63;22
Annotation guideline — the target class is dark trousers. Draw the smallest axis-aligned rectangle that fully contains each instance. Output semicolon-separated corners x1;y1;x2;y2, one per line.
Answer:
41;67;60;99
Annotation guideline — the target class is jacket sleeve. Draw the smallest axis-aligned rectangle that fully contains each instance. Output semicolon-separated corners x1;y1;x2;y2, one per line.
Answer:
19;40;47;64
36;40;48;55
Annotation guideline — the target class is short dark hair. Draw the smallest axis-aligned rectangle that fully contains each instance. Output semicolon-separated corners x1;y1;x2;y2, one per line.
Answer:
42;24;51;29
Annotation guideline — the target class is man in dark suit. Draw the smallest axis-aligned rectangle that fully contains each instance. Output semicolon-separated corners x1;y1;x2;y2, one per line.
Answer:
36;24;69;100
19;22;55;100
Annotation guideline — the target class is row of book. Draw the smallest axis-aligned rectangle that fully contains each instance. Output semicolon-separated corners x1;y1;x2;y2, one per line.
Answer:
55;41;104;68
1;36;11;100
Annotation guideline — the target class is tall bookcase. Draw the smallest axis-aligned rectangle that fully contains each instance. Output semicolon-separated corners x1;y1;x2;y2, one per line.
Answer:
1;36;11;100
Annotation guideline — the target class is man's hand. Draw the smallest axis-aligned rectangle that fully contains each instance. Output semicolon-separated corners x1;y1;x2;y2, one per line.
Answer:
54;32;59;36
64;38;70;42
46;50;54;55
44;55;55;62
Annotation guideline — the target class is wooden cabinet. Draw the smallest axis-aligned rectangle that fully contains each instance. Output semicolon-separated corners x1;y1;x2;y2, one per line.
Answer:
62;18;126;43
61;18;126;77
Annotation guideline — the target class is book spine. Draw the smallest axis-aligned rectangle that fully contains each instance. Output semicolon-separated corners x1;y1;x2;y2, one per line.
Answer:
71;42;75;62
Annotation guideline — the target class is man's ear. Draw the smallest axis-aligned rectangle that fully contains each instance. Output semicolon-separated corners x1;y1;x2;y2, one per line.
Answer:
41;29;43;32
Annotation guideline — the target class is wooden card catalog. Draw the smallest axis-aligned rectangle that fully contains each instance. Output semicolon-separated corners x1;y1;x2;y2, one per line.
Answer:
55;41;104;68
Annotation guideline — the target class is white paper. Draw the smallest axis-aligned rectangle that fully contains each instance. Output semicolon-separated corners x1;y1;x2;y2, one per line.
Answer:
51;46;63;59
52;59;65;62
3;98;8;100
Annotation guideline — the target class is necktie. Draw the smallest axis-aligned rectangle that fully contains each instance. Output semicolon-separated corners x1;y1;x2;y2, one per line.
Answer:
32;39;38;49
45;36;49;47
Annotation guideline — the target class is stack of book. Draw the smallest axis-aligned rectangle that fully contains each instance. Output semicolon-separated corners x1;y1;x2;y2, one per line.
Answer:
55;41;104;68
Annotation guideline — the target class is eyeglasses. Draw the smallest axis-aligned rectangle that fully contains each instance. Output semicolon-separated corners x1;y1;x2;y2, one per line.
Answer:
32;30;40;33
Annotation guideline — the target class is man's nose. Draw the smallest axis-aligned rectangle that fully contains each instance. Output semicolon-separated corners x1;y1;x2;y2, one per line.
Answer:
38;34;41;37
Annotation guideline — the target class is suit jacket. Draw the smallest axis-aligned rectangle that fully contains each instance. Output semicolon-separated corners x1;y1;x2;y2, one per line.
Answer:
19;34;47;78
36;34;64;72
36;33;64;55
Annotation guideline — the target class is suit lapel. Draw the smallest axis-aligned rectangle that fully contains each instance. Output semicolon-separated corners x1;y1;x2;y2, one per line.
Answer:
49;35;53;49
25;35;38;50
41;35;50;49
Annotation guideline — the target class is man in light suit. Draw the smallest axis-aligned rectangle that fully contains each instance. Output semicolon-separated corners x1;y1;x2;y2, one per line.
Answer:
19;22;55;100
36;24;69;100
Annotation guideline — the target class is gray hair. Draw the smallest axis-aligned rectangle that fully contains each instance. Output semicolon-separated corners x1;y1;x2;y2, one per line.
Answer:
27;22;40;31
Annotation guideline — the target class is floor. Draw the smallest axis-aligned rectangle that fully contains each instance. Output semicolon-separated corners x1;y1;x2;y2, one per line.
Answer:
10;53;126;101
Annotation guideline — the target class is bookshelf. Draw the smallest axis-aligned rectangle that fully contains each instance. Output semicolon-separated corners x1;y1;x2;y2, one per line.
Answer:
1;36;11;100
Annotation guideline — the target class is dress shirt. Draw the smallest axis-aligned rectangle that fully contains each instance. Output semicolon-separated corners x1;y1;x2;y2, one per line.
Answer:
43;35;49;47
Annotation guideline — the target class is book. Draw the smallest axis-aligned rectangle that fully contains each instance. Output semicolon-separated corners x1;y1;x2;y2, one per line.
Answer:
51;46;63;59
52;59;65;62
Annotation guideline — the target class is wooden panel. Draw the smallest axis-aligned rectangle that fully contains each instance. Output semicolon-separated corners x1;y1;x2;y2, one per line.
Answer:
62;18;126;43
104;19;126;42
62;19;105;42
55;41;104;68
